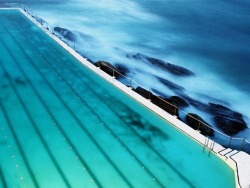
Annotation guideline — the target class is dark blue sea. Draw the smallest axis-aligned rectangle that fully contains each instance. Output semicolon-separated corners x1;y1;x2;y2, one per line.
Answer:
2;0;250;140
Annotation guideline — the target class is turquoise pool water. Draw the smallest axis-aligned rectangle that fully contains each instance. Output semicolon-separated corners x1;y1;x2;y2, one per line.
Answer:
0;9;235;188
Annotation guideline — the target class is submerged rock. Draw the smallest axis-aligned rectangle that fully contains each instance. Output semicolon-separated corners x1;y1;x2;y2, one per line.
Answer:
53;27;77;42
186;113;214;136
156;77;185;93
126;53;195;76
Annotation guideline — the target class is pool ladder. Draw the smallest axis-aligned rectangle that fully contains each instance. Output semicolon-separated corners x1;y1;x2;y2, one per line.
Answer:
203;137;215;155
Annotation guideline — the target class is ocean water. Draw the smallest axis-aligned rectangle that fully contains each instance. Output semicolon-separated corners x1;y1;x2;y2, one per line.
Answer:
2;0;250;140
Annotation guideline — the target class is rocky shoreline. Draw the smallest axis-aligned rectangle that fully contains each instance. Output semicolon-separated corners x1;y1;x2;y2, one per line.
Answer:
52;26;248;138
94;53;247;137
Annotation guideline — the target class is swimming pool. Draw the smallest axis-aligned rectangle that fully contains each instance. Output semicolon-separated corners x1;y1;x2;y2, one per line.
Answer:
0;9;236;188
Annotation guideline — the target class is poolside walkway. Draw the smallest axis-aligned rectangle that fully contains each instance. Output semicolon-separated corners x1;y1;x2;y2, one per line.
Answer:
232;152;250;188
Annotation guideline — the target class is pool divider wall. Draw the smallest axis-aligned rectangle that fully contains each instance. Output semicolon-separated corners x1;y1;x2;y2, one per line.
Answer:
4;7;249;188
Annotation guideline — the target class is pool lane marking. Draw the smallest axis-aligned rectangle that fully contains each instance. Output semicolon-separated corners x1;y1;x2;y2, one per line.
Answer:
0;162;7;188
3;15;131;188
0;24;101;188
0;120;28;187
0;130;6;188
0;56;72;188
0;20;39;186
0;95;39;187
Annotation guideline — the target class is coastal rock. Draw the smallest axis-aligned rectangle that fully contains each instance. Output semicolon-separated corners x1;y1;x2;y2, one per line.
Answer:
126;53;194;76
53;27;77;42
94;61;124;77
115;63;130;75
156;77;185;93
169;96;189;108
186;113;214;136
209;103;243;119
134;87;152;99
208;103;247;135
181;96;247;135
151;95;179;117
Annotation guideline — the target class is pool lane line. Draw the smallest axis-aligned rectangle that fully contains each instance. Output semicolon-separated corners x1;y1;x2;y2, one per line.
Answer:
0;20;99;187
0;161;7;188
0;112;28;188
2;18;132;188
0;31;38;188
0;126;8;188
0;28;101;188
0;58;72;188
0;99;39;187
0;23;74;186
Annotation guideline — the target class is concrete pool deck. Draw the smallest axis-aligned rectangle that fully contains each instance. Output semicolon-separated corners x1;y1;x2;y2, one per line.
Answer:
2;7;250;188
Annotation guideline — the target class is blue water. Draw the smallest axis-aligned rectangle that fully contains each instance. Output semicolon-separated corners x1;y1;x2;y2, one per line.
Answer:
140;0;250;90
0;9;236;187
11;0;249;139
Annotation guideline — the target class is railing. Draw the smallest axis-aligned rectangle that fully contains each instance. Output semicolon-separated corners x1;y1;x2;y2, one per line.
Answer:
2;2;250;155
